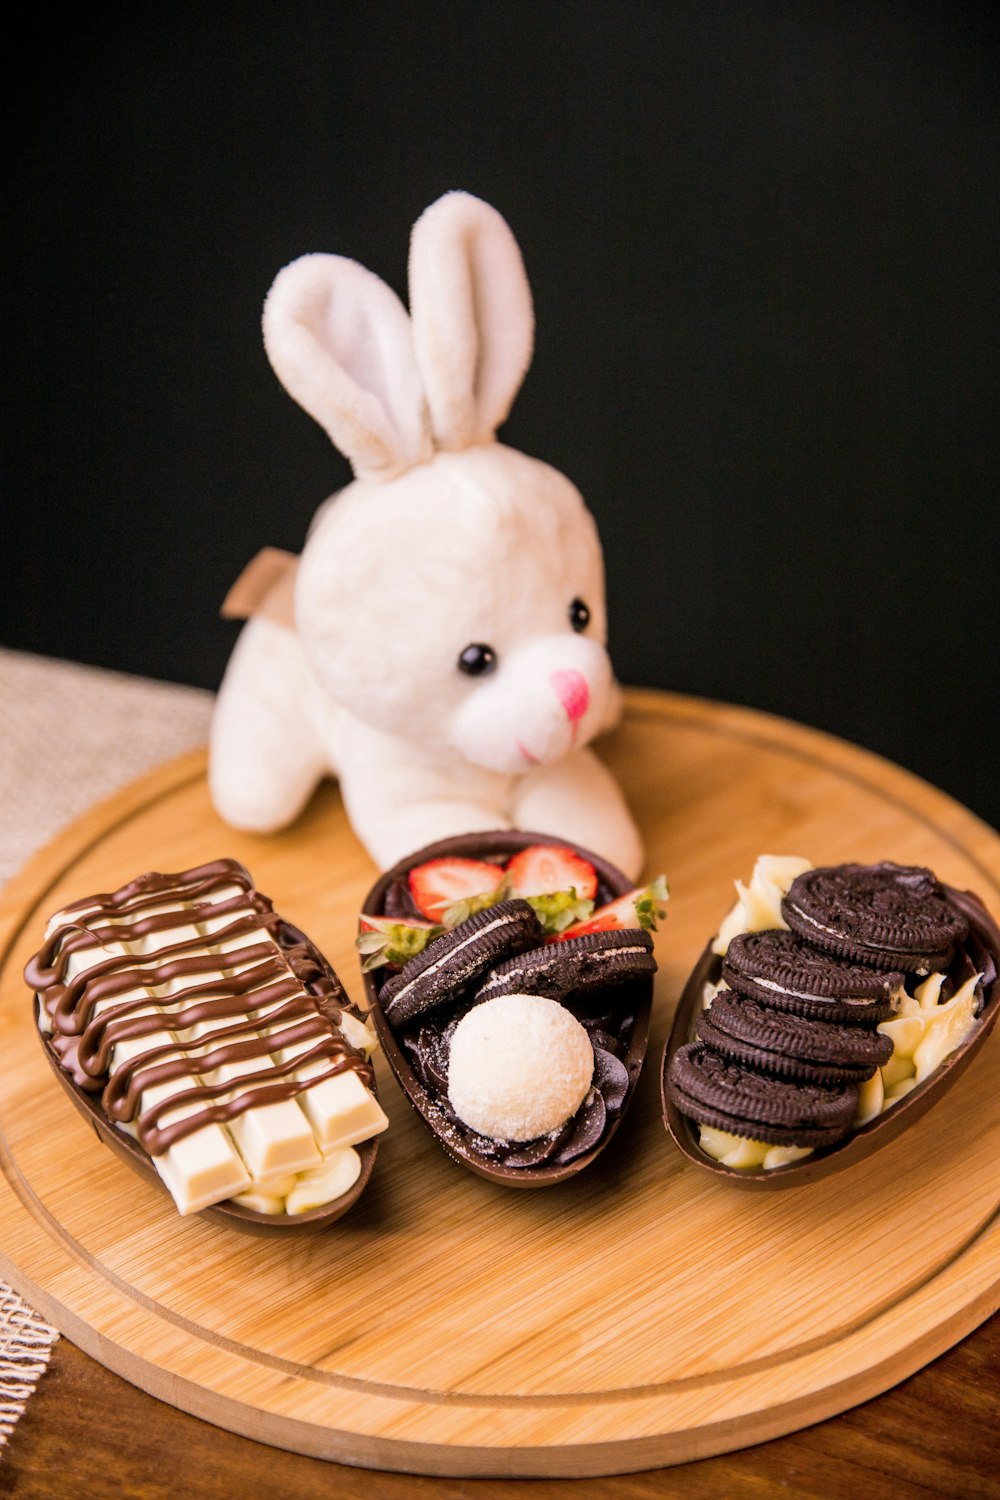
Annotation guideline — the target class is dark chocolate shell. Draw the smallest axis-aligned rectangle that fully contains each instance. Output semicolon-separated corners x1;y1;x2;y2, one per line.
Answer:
661;884;1000;1189
361;830;654;1187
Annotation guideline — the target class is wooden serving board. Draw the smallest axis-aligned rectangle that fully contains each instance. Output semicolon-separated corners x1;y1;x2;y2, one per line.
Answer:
1;689;998;1479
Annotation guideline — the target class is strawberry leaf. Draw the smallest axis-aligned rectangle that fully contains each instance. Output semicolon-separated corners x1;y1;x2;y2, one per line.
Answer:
523;889;595;935
441;889;507;929
634;874;670;931
356;916;443;970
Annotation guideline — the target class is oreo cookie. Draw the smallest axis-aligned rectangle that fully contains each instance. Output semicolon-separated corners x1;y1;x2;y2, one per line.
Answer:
782;862;969;973
379;900;543;1024
668;1042;858;1148
722;929;900;1025
695;1002;890;1086
709;988;893;1070
475;928;656;1005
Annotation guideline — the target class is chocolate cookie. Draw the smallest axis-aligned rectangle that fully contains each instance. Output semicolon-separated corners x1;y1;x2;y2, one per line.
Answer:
708;988;893;1070
475;928;656;1005
667;1042;859;1148
380;900;544;1024
695;1007;888;1087
722;929;900;1024
781;862;969;973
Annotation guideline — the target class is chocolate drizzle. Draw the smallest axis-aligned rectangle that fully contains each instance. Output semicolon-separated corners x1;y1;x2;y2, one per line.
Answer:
27;859;372;1156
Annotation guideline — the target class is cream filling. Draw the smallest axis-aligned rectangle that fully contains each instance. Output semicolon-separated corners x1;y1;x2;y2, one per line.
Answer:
751;975;880;1007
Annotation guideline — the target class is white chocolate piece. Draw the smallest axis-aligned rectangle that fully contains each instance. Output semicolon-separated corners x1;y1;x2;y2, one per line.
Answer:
883;1076;919;1106
915;972;947;1011
163;1002;321;1183
192;900;386;1175
271;1060;388;1155
880;1053;917;1092
711;855;812;955
697;1125;749;1161
107;997;253;1215
68;904;253;1216
853;1069;885;1126
447;993;593;1142
285;1148;362;1213
720;1137;769;1169
878;1014;926;1060
247;974;388;1153
230;1189;287;1214
186;912;388;1185
913;975;979;1083
701;978;728;1011
40;870;384;1216
762;1144;814;1169
340;1011;377;1056
180;976;324;1180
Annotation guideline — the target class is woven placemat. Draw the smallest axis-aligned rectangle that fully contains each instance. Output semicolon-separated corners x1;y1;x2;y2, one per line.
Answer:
0;648;213;1447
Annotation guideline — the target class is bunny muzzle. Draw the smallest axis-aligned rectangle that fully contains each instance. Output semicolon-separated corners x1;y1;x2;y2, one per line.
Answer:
451;633;615;774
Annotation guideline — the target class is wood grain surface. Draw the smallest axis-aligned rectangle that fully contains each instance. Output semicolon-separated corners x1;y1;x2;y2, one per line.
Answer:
1;690;998;1484
4;1319;998;1499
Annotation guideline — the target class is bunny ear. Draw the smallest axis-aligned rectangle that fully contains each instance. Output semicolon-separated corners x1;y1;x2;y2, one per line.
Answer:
408;192;535;450
262;253;432;482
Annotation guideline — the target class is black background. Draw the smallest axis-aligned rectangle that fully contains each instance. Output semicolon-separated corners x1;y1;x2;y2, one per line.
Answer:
6;2;998;827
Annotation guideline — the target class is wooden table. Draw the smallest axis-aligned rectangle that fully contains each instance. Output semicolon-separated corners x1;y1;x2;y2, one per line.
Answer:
2;682;998;1496
5;1318;998;1498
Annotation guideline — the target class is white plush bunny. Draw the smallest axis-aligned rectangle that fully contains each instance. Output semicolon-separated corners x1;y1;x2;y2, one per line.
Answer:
210;192;643;878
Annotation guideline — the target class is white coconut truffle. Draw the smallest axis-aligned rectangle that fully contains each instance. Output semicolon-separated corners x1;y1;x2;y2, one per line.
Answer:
446;993;594;1142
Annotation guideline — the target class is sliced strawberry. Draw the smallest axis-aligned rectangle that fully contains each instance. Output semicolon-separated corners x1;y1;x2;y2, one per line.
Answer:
553;875;670;941
356;914;443;970
407;857;503;922
504;844;598;901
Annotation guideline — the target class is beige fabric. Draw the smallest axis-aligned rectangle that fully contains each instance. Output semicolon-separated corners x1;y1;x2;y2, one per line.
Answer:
0;1291;59;1448
0;648;212;1446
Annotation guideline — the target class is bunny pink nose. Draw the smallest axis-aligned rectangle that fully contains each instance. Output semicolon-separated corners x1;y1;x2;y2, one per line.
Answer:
551;669;589;724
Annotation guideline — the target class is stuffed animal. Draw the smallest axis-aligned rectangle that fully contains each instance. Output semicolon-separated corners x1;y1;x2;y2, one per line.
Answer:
210;192;643;879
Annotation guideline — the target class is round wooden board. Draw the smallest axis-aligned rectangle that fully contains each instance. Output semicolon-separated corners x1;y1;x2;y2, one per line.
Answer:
1;689;998;1479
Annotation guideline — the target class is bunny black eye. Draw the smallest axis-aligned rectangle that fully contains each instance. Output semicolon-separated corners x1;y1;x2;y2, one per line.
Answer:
458;643;497;677
569;598;591;633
